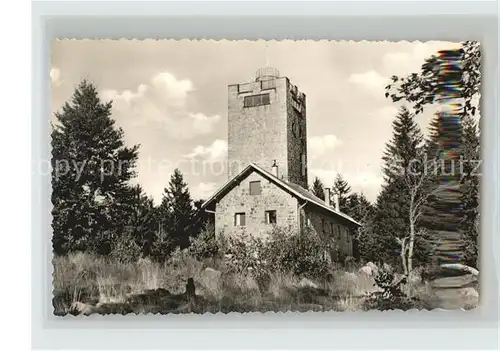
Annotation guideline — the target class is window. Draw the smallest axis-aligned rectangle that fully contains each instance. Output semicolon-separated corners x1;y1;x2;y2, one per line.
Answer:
334;224;341;240
265;210;277;224
249;181;262;195
322;219;326;233
292;98;302;112
234;213;246;226
238;83;253;93
244;93;270;108
330;223;334;234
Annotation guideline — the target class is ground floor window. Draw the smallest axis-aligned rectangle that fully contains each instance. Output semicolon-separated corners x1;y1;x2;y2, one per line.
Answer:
265;210;277;224
234;212;246;226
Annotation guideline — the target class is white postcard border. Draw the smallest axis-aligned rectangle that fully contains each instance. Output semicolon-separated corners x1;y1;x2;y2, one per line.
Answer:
32;1;499;349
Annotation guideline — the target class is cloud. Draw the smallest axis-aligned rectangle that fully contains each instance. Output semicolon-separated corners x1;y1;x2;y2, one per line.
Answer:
100;71;221;140
102;83;148;103
50;67;62;86
160;112;222;140
309;134;343;158
152;72;194;105
383;41;461;77
191;182;218;200
348;70;389;96
370;105;400;120
184;139;228;163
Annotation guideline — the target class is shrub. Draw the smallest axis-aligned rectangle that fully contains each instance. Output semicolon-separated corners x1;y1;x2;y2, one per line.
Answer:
265;227;334;278
363;266;418;310
110;234;142;263
224;232;268;273
189;223;221;259
149;229;174;262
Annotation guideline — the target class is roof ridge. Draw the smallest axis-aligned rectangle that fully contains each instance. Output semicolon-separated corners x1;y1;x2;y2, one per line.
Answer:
202;163;361;227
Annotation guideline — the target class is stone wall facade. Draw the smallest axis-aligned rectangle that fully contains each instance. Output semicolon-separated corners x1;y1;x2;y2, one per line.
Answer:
286;82;308;189
300;207;355;260
215;171;299;239
227;76;308;188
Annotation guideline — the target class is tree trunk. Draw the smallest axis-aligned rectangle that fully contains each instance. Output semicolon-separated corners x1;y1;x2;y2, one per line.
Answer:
408;221;415;276
398;237;408;276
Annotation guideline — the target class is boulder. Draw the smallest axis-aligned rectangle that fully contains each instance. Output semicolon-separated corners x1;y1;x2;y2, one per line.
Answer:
366;262;378;274
460;287;479;299
358;266;373;276
296;278;318;289
343;272;357;281
440;263;479;277
382;263;393;272
69;301;95;316
198;267;222;295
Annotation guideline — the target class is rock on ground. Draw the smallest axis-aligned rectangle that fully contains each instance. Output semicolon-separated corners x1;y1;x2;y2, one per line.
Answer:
358;266;373;276
198;267;222;296
69;301;95;316
343;272;358;281
366;262;378;273
431;273;479;310
295;278;318;289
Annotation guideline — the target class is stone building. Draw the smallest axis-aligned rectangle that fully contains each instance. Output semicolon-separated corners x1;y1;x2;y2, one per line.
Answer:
202;67;361;259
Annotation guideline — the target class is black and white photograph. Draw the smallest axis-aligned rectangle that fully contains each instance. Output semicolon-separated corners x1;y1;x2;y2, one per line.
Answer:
50;39;481;315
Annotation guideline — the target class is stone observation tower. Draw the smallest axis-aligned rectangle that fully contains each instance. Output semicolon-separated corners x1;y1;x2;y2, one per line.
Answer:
227;67;308;188
203;67;360;252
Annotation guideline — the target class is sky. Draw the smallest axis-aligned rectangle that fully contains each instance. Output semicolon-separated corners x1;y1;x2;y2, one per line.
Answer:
51;39;461;204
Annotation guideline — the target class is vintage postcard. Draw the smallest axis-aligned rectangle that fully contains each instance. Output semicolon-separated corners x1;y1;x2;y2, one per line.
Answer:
50;39;481;315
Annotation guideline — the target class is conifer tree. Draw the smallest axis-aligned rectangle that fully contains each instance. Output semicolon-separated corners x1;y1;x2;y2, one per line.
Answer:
345;193;374;223
346;192;375;263
425;111;463;265
311;177;325;200
381;106;424;181
51;80;139;255
372;106;426;268
193;199;214;234
460;115;480;268
158;169;196;250
332;174;351;211
123;184;157;257
385;41;481;268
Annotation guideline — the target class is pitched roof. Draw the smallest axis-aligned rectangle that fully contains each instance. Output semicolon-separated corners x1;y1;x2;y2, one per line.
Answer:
202;163;361;227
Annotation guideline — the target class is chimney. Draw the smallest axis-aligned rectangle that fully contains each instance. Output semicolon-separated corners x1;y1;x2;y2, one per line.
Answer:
271;160;278;178
333;193;340;211
323;187;331;206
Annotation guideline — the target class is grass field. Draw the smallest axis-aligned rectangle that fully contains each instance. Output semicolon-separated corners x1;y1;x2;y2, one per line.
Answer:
52;250;474;315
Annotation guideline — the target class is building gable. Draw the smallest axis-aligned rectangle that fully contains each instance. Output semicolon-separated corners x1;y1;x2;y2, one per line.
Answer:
212;169;299;238
202;163;361;228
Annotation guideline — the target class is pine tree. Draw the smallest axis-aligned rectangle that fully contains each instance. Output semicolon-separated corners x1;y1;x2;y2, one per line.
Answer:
385;41;481;269
158;169;196;250
371;181;408;266
346;192;376;263
425;110;463;265
124;185;157;257
193;199;215;235
51;80;139;255
311;177;325;200
345;193;374;223
381;107;424;181
332;174;351;211
460;115;480;268
372;106;427;269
